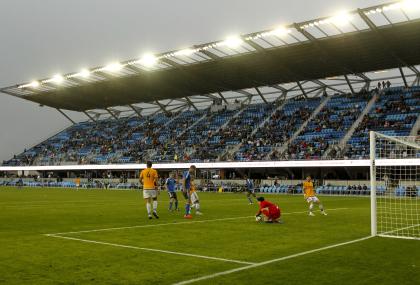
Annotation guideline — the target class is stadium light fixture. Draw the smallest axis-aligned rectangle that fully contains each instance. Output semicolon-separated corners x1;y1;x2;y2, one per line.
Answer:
139;54;158;67
401;0;420;10
365;0;420;15
174;48;196;56
222;36;244;48
103;62;123;72
49;74;64;84
271;26;291;37
301;11;352;29
329;11;352;26
30;81;40;87
78;69;90;78
18;80;40;88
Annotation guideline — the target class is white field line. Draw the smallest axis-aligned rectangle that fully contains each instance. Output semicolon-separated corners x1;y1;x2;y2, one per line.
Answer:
47;234;255;265
45;208;349;236
173;236;373;285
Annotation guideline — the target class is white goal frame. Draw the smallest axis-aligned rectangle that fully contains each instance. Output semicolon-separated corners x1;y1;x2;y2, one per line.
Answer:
370;131;420;240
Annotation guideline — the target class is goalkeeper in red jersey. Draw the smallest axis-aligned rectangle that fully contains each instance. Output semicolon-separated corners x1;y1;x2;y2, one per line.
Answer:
255;197;281;223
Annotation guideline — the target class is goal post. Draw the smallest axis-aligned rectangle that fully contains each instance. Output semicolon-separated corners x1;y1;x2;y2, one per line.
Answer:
370;131;420;240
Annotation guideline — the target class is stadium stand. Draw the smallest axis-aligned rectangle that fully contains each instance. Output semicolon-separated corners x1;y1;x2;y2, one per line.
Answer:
344;86;420;159
3;86;419;166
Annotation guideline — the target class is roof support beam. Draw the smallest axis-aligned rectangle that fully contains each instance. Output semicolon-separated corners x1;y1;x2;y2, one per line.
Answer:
185;97;198;111
344;75;355;94
412;75;420;87
129;104;143;117
197;49;220;61
296;81;308;98
312;79;345;94
105;108;118;120
355;73;371;82
155;100;171;114
56;109;75;124
269;84;288;93
279;90;288;103
399;67;408;88
217;92;228;104
255;87;268;104
83;111;96;122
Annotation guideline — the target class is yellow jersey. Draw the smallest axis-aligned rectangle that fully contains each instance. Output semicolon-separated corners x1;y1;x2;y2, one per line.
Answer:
140;168;158;190
190;183;196;193
303;181;315;198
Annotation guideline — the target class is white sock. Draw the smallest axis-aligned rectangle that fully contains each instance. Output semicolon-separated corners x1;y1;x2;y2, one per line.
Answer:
319;204;324;211
195;203;200;212
309;203;314;212
153;200;158;212
146;202;152;215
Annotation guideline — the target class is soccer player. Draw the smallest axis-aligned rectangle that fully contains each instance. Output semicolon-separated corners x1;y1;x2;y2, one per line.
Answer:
166;173;179;211
244;175;256;204
255;197;281;223
140;161;159;219
303;176;327;216
182;165;202;219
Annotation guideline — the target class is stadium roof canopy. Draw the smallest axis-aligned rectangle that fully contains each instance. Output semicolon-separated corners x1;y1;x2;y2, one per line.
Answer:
2;0;420;121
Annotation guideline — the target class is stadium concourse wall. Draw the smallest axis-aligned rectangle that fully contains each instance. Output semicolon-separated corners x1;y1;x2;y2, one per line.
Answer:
0;158;419;172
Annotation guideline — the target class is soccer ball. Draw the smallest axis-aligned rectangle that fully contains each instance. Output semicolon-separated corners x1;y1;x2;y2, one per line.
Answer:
255;215;262;222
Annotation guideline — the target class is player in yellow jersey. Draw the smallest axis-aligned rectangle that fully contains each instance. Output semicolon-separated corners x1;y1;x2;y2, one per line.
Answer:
140;161;159;219
303;176;327;216
182;165;202;218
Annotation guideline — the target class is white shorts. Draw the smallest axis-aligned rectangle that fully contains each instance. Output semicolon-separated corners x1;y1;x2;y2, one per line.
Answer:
143;190;157;199
306;196;320;203
190;191;199;204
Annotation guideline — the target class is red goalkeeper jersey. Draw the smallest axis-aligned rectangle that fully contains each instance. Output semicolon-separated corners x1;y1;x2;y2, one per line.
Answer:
258;200;279;214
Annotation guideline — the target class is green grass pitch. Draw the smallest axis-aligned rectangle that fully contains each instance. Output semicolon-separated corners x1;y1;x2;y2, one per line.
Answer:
0;187;419;285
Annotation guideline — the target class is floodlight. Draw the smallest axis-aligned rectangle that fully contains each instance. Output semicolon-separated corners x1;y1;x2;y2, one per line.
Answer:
78;69;90;78
329;11;352;26
401;0;420;10
223;36;243;48
104;62;123;72
30;81;40;88
51;74;64;84
140;54;158;67
174;49;195;56
272;27;291;36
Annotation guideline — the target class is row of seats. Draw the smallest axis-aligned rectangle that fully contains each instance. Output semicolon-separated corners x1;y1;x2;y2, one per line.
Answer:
259;185;303;194
4;86;419;165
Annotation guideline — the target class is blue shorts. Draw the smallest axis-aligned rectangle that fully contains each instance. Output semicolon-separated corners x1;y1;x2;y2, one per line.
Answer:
168;191;177;199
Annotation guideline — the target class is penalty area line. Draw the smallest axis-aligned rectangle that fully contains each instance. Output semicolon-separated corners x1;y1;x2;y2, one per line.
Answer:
173;235;373;285
45;207;349;236
46;234;255;265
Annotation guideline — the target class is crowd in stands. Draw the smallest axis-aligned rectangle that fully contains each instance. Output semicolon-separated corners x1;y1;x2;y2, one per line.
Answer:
344;86;420;159
238;98;320;161
284;92;371;160
3;85;419;166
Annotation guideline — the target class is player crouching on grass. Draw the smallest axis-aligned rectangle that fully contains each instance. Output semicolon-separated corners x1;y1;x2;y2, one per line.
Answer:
303;176;327;216
255;197;281;223
182;165;202;219
140;161;159;220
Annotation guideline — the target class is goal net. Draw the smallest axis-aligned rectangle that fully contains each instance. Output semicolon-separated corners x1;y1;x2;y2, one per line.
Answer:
370;131;420;240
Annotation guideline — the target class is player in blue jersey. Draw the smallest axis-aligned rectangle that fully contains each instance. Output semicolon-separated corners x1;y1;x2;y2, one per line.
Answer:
182;165;202;219
166;173;179;211
244;175;256;204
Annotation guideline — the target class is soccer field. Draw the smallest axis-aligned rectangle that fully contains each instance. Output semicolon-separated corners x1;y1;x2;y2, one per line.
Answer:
0;187;419;285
